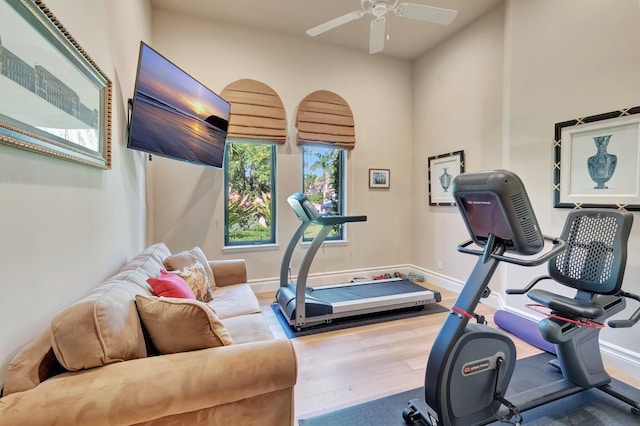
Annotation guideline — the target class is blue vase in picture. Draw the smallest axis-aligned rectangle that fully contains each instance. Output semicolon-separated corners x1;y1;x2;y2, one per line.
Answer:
587;135;616;189
439;168;452;192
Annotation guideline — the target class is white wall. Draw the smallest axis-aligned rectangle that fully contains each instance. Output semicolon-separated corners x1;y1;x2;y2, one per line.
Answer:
412;0;640;371
503;0;640;356
149;11;414;281
0;0;151;383
411;4;506;285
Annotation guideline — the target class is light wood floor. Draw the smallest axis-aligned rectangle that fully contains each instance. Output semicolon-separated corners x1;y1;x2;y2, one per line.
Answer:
256;284;640;423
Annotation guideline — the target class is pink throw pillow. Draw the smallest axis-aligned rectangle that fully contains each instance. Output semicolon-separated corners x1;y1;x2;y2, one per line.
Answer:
147;269;196;299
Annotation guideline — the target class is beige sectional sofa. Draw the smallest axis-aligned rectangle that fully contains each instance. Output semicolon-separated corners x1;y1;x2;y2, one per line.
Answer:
0;243;297;425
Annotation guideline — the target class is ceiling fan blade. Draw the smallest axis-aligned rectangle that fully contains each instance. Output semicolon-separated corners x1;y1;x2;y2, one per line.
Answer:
306;10;365;36
369;17;386;54
394;3;458;25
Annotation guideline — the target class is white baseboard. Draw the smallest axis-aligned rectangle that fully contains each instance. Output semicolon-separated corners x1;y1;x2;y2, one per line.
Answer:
410;265;503;309
250;263;640;380
601;343;640;384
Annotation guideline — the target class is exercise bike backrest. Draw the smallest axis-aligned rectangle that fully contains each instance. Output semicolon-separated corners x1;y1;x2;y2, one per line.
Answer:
546;209;632;295
508;207;640;330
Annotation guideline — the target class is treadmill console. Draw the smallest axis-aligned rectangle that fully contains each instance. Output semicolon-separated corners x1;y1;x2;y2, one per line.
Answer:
286;192;367;224
287;192;321;222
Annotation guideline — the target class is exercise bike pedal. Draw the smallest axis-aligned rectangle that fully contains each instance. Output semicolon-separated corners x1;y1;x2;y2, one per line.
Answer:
402;406;430;425
403;400;434;426
402;406;420;425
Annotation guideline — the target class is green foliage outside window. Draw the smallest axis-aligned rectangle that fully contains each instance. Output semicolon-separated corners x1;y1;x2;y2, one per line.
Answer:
225;142;275;245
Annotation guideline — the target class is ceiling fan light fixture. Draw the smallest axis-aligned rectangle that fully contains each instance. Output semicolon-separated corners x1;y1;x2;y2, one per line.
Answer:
371;2;388;17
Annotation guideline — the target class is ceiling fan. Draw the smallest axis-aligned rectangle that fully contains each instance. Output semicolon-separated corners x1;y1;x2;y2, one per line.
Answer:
306;0;458;54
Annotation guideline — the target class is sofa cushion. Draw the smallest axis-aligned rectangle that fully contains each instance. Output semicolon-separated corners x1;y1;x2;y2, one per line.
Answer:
209;284;261;319
136;295;233;354
221;313;274;344
164;247;216;289
49;243;172;372
119;243;173;290
50;282;148;371
147;269;196;299
104;242;172;296
170;262;214;303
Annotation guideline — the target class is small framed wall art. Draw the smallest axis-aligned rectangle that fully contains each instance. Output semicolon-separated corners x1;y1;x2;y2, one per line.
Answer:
428;150;465;206
369;168;390;189
553;106;640;210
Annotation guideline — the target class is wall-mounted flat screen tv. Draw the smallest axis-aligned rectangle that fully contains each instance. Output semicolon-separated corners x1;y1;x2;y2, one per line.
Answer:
127;42;230;169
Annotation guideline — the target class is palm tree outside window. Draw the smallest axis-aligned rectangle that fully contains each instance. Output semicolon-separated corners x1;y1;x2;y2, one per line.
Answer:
302;146;345;241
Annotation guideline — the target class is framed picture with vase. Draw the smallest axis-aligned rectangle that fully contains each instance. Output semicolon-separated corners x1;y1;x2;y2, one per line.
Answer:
428;150;464;206
553;106;640;210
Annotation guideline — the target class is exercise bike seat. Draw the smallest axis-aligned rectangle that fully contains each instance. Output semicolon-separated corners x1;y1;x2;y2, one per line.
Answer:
528;288;605;319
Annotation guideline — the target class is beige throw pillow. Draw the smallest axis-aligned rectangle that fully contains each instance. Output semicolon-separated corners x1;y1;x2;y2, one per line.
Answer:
163;247;216;289
51;282;148;371
135;295;233;354
169;262;214;303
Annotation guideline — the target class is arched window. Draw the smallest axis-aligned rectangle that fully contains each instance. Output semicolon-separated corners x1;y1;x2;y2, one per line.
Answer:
297;90;355;241
221;79;286;246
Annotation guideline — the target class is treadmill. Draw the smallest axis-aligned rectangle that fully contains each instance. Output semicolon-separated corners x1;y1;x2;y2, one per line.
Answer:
276;192;441;331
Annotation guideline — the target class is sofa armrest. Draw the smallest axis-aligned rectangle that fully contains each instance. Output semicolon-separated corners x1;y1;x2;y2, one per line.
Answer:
2;330;65;397
0;339;297;426
209;259;247;287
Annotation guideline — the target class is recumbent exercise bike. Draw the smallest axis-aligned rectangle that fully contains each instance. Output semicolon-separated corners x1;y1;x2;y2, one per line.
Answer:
404;169;640;426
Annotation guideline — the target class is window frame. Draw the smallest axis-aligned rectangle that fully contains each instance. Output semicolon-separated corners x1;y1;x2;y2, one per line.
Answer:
301;146;346;242
224;141;277;247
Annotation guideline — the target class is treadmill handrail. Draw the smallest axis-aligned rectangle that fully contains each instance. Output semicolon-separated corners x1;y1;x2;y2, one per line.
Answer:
316;214;367;226
279;219;311;288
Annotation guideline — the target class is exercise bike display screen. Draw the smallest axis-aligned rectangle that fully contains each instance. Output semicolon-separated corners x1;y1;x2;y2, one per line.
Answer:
452;170;544;255
459;193;512;246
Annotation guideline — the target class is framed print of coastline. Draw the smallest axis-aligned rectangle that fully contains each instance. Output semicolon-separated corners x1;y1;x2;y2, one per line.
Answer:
0;0;112;168
428;150;464;206
369;168;390;188
553;106;640;210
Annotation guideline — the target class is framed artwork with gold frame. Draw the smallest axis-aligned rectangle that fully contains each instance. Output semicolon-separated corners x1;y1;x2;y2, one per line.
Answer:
0;0;112;169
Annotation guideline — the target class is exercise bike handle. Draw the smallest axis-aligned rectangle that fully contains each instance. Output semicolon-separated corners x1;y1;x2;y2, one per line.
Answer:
457;235;566;267
608;291;640;328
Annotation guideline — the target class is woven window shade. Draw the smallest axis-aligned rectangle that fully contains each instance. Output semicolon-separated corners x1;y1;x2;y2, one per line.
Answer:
219;79;286;144
296;90;356;150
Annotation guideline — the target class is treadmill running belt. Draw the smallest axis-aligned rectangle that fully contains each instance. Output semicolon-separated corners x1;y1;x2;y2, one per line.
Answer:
309;279;427;304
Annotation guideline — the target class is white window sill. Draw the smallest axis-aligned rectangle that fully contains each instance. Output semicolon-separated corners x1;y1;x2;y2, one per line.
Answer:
223;243;280;254
300;239;349;248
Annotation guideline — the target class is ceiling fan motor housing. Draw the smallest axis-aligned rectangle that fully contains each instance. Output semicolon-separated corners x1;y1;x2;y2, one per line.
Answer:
363;1;399;17
372;3;388;17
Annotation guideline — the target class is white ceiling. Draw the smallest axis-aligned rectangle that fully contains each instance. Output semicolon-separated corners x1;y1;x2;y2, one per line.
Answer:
149;0;502;60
